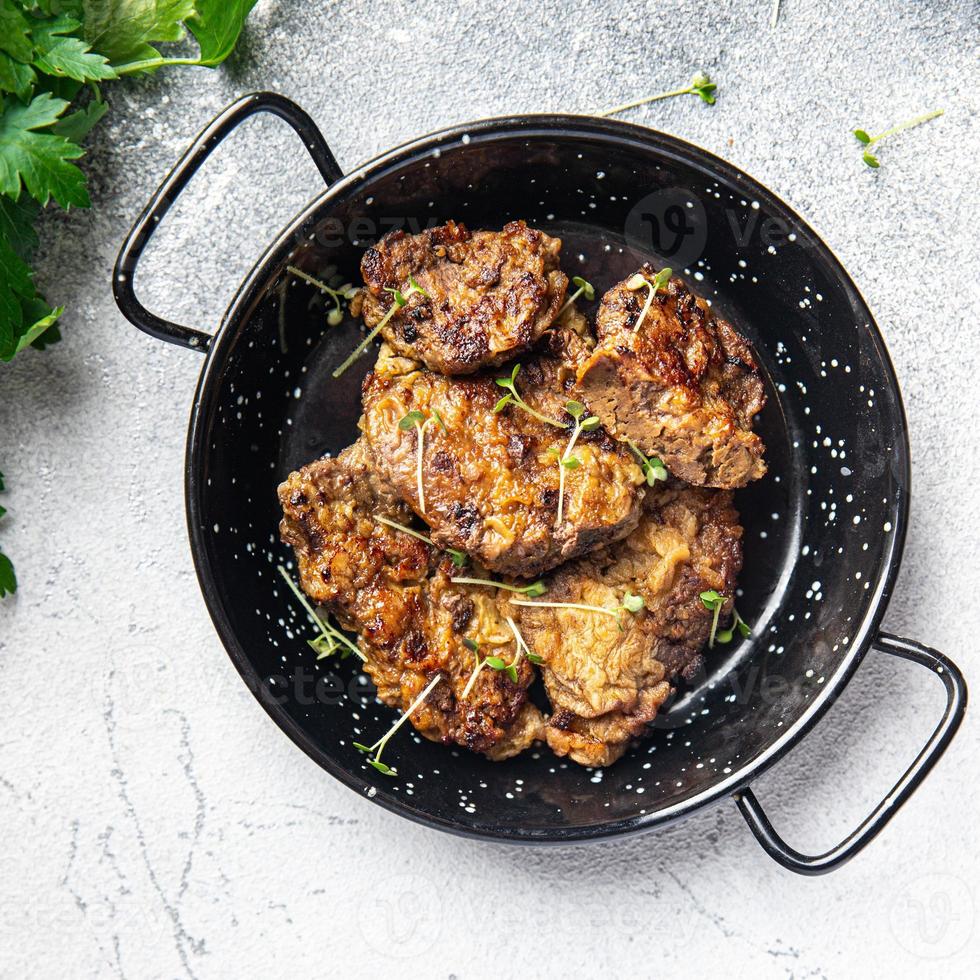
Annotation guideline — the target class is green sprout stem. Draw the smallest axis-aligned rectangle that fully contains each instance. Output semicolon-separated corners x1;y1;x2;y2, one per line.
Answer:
373;514;467;566
557;276;596;318
854;110;944;168
353;673;443;776
450;576;546;597
626;268;671;333
332;302;399;378
287;265;355;326
512;593;643;630
277;565;364;661
599;72;717;117
461;642;486;700
700;590;752;648
555;402;601;526
494;365;567;428
626;439;669;486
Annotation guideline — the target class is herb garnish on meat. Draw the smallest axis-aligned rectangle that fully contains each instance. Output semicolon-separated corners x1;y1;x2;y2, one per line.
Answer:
450;576;546;597
625;267;671;333
513;591;645;631
551;401;601;526
398;408;445;515
373;514;467;567
700;590;752;648
557;275;595;318
493;363;567;428
626;439;669;486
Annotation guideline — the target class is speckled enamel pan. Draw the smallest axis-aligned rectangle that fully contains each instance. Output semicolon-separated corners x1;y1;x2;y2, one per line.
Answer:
114;92;966;874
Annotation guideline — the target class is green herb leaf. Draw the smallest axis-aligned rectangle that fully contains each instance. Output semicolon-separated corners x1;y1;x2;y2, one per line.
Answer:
570;275;595;301
462;637;479;653
504;665;519;683
431;407;447;433
862;149;880;169
493;393;512;413
186;0;260;67
737;619;751;638
448;548;467;567
561;455;581;470
565;400;584;419
406;274;430;299
652;267;672;291
853;129;871;145
84;0;198;70
52;98;109;142
484;656;507;670
0;91;89;208
700;590;723;610
524;580;547;598
621;592;645;613
398;410;425;430
526;652;543;664
580;415;601;432
0;2;34;63
33;15;118;83
368;759;397;776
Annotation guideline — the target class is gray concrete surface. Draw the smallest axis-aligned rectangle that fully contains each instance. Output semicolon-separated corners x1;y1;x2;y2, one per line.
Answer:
2;0;978;976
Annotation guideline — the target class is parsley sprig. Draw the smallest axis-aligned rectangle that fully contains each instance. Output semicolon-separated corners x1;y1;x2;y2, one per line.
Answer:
397;407;446;515
626;439;669;486
550;401;601;526
599;72;717;118
626;267;671;333
373;514;467;567
277;565;364;661
332;276;429;378
353;673;444;776
493;364;567;428
1;1;259;597
700;590;752;648
287;265;357;327
853;110;944;169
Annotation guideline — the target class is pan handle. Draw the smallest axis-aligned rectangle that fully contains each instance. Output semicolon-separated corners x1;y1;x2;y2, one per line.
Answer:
734;632;967;875
113;91;343;353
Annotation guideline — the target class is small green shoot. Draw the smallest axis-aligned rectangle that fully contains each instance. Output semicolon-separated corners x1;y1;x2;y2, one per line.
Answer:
373;514;467;567
450;576;547;597
700;591;750;648
625;267;672;333
332;276;430;378
853;110;944;169
626;439;669;486
557;275;596;318
493;364;567;428
277;565;364;661
599;72;717;118
353;673;443;776
287;265;357;327
397;409;447;515
512;591;644;631
553;401;601;526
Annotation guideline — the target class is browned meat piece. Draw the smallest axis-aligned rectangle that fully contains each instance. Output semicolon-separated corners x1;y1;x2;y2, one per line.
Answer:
278;440;543;759
577;266;767;489
360;327;646;578
358;220;568;374
511;485;743;766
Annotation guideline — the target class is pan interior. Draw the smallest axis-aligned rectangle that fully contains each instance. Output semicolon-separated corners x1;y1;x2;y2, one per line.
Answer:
192;122;907;838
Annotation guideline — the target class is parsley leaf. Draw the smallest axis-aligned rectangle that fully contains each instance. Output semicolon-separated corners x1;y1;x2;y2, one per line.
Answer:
33;14;118;82
0;92;89;208
83;0;198;69
187;0;259;66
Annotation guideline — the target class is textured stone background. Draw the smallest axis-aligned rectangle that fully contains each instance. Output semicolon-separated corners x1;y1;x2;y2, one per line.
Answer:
1;1;978;976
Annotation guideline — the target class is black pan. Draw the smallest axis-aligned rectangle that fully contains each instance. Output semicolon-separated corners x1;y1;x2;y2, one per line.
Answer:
114;92;967;874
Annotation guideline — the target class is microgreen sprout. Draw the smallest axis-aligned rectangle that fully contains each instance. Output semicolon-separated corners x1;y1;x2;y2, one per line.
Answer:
626;439;669;486
599;72;717;118
277;565;364;661
626;267;672;333
353;673;443;776
287;265;357;327
557;276;596;318
493;364;567;428
853;110;944;168
513;590;644;631
397;408;446;515
373;515;467;567
700;590;751;648
450;576;547;597
461;637;486;699
553;401;601;526
332;276;430;378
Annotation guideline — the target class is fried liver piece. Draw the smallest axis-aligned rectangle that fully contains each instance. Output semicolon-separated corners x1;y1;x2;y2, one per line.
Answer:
360;328;646;579
278;440;543;760
577;266;767;489
511;485;743;766
358;220;568;374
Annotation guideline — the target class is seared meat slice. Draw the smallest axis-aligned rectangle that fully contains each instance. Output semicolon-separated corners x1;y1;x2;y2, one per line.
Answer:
358;220;568;374
577;266;767;489
360;328;646;578
278;439;543;759
511;485;742;766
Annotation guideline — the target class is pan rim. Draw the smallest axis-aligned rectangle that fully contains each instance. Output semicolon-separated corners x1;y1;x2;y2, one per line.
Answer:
184;113;911;843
